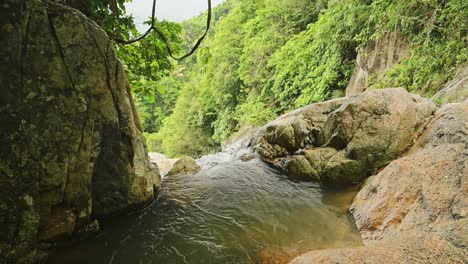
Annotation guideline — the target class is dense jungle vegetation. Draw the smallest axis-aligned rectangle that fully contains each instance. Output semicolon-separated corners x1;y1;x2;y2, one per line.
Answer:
98;0;466;158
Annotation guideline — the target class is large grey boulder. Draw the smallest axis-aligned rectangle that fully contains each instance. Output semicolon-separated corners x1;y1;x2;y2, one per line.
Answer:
317;88;436;183
290;101;468;263
253;88;436;184
0;0;160;262
351;101;468;241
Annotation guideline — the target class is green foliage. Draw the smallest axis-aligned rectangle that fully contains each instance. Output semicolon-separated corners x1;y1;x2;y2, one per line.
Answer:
117;20;182;91
234;93;277;127
368;0;468;95
110;0;466;158
144;132;162;152
118;20;183;135
156;82;220;157
68;0;136;39
136;74;183;133
267;0;370;111
238;0;319;89
156;0;322;157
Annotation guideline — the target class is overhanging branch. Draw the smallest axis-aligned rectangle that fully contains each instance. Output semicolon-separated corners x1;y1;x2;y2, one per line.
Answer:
108;0;212;61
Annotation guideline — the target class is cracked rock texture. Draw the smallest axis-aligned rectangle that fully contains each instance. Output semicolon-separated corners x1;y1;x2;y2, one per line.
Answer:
433;64;468;104
345;32;409;97
0;0;160;263
253;88;436;184
291;100;468;263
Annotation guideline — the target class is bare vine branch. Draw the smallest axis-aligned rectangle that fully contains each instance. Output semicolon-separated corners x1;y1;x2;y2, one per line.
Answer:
108;0;212;61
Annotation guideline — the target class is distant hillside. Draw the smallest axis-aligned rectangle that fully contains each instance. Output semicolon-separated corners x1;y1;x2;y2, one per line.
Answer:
146;0;467;157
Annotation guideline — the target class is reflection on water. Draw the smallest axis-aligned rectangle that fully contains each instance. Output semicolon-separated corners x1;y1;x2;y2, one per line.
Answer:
47;159;362;264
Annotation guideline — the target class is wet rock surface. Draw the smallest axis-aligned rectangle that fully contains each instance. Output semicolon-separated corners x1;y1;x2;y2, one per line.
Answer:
148;153;177;176
166;157;201;176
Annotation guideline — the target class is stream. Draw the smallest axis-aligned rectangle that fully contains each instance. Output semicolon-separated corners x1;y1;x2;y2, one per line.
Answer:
47;150;362;264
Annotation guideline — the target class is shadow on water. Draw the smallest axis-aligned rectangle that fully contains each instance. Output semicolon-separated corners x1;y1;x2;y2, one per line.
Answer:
47;158;362;264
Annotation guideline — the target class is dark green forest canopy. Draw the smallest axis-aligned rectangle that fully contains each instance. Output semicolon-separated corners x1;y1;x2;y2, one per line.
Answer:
80;0;467;158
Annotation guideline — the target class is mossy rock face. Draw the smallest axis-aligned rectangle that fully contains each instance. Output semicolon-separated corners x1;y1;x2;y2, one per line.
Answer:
167;157;201;176
0;0;160;262
285;155;319;182
252;98;345;161
253;88;437;185
321;152;367;185
294;101;468;263
303;147;338;173
319;88;436;168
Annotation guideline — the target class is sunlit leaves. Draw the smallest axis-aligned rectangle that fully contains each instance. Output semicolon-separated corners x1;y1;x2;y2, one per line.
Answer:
148;0;467;157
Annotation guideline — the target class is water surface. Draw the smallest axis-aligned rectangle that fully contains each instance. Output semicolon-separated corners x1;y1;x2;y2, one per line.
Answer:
48;158;361;264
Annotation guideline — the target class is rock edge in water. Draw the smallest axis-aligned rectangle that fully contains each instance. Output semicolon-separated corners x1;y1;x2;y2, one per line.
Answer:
166;157;201;176
252;88;437;185
290;100;468;263
0;0;160;262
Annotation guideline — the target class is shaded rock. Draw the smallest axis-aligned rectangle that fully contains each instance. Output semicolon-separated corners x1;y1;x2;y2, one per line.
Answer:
321;151;367;184
346;32;409;96
303;147;338;173
252;98;345;162
433;64;468;104
285;155;319;182
291;101;468;263
167;157;201;176
0;0;159;262
38;207;76;241
303;147;367;184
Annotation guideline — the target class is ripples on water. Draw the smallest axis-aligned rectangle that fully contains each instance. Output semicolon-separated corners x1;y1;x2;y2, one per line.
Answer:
48;158;362;264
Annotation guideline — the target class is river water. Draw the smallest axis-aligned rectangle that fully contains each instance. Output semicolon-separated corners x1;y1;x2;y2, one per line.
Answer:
48;152;362;264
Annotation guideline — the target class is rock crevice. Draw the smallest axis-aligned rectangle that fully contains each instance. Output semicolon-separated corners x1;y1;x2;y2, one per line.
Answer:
252;88;436;185
290;100;468;263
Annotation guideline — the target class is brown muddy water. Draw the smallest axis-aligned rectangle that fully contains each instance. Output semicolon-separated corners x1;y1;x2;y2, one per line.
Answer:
47;157;362;264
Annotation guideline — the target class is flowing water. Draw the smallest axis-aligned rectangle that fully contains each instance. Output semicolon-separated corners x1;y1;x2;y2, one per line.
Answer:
48;152;362;264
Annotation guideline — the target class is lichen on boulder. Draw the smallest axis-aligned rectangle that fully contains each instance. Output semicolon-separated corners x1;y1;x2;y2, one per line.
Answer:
291;100;468;264
253;88;436;185
345;32;409;97
0;0;160;262
252;98;345;163
285;155;319;182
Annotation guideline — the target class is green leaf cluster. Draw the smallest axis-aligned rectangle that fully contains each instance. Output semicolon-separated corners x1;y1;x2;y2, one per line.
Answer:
130;0;466;157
